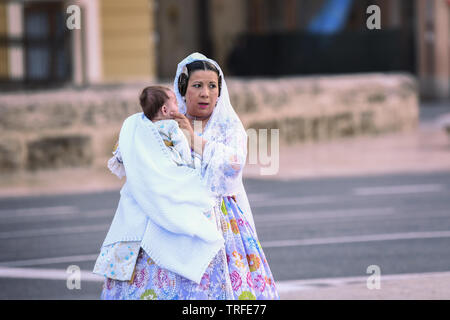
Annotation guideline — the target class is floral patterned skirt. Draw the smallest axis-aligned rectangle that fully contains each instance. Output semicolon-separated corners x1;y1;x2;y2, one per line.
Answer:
100;196;279;300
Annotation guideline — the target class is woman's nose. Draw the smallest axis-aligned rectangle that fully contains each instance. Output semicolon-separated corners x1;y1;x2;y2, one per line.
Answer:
200;86;209;97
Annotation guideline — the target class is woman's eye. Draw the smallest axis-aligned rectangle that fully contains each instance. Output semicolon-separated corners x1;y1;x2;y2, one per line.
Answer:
209;84;217;89
193;84;201;88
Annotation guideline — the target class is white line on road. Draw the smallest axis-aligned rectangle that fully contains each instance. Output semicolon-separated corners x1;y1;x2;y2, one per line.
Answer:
0;206;394;240
0;254;99;268
0;223;109;240
247;193;273;202
261;230;450;248
254;207;396;223
1;228;446;268
0;206;79;218
353;184;445;196
0;209;115;225
250;196;338;208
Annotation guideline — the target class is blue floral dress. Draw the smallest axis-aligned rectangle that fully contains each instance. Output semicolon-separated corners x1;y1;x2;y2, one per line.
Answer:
100;195;279;300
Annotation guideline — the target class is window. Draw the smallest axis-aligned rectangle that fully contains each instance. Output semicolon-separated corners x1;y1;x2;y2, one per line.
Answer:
24;1;72;84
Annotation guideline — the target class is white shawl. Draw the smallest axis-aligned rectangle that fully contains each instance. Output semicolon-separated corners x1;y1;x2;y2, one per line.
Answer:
173;52;256;231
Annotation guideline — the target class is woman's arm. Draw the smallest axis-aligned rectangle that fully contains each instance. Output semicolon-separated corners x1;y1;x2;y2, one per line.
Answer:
170;111;247;193
201;130;247;194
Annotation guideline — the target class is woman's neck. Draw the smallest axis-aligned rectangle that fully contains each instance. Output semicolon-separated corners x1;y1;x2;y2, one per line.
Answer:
186;113;210;130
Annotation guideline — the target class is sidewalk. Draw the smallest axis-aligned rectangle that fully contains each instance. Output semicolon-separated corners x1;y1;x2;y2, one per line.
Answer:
245;123;450;180
277;271;450;300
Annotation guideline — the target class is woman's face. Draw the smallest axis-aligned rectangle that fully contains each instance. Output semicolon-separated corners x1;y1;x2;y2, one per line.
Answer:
184;70;219;119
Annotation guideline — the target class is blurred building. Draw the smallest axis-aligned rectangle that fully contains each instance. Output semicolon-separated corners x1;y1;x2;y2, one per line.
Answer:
0;0;156;89
155;0;449;100
416;0;450;99
0;0;448;99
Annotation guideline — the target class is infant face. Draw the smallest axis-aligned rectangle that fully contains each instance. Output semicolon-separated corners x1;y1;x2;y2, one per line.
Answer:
158;90;179;120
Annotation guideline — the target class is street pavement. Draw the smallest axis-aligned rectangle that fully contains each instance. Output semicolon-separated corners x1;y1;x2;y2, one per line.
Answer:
0;101;449;300
1;171;450;299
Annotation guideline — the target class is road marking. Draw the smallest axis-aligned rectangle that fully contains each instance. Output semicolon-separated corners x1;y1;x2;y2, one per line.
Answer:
0;208;115;224
0;254;99;268
254;207;396;223
247;193;272;202
82;209;115;218
0;223;109;239
0;206;78;218
353;184;445;196
261;230;450;248
0;266;104;282
251;196;338;208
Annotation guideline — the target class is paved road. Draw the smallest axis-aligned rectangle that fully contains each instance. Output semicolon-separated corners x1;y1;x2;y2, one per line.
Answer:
0;171;450;299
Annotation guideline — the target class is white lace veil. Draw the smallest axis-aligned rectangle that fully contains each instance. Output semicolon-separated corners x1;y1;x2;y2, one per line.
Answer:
173;52;256;231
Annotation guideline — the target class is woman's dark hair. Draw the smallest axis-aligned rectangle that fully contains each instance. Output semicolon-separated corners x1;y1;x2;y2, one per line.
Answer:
139;86;170;121
178;60;222;97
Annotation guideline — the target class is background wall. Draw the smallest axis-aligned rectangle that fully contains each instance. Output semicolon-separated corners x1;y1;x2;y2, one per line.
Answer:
0;73;418;173
100;0;155;82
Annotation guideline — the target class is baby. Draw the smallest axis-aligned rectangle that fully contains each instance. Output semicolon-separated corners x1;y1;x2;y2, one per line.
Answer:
139;85;200;170
95;86;204;281
108;86;200;179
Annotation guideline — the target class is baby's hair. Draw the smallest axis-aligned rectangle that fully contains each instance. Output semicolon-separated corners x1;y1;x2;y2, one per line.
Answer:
139;86;170;121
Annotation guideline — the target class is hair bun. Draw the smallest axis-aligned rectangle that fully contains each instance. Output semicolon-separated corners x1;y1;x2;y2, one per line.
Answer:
178;66;189;96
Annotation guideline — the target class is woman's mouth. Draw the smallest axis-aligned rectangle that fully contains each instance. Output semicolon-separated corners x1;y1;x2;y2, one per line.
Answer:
198;102;209;109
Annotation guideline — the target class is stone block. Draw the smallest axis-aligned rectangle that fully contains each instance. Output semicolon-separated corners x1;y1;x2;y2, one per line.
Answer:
0;139;23;172
27;135;93;170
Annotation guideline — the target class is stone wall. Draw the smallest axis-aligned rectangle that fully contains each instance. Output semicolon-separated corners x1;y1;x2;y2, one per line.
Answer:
0;73;418;173
229;73;419;143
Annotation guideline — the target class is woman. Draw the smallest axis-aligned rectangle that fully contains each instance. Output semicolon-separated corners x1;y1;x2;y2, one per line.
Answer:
99;53;279;300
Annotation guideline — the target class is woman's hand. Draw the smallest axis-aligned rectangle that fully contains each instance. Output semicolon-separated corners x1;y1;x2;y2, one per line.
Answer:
170;111;207;155
170;111;194;146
